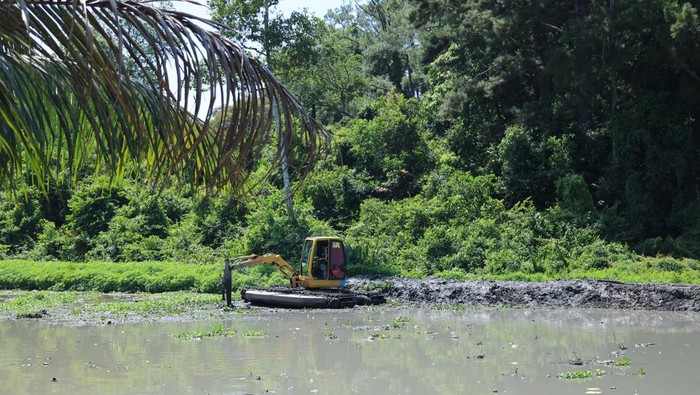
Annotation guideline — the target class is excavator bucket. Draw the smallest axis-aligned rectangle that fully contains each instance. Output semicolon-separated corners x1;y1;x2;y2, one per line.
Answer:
222;258;232;306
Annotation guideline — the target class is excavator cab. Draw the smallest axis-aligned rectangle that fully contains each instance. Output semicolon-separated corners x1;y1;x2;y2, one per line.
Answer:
301;237;346;282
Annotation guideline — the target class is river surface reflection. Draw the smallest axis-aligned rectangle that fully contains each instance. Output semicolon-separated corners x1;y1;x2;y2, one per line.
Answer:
1;307;699;394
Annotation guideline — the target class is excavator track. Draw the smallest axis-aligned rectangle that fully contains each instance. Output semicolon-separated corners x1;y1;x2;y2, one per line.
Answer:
241;286;385;309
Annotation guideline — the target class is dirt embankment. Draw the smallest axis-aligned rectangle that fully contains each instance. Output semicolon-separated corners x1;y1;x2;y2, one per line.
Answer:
346;277;700;311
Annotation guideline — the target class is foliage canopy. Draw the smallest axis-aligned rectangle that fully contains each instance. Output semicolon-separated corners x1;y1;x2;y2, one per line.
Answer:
0;0;328;192
2;0;699;285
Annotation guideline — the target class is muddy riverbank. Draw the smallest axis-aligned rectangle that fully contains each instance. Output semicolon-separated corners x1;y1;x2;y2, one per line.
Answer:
3;278;700;328
346;277;700;311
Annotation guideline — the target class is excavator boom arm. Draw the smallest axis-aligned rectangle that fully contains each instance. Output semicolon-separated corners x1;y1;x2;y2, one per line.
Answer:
222;254;300;306
229;254;299;281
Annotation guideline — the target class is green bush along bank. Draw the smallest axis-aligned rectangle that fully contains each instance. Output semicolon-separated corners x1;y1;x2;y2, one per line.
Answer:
0;260;290;294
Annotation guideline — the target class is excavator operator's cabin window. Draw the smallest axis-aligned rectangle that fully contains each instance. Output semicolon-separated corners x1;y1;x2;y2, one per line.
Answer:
328;241;346;280
313;240;329;279
300;240;313;274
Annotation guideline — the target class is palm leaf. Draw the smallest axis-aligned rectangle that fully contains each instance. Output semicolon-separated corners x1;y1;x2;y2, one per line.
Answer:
0;0;329;192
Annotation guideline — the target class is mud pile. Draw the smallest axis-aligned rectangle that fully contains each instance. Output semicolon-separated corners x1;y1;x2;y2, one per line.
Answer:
346;277;700;311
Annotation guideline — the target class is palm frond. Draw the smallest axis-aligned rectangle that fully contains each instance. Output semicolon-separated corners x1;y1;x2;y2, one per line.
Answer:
0;0;329;192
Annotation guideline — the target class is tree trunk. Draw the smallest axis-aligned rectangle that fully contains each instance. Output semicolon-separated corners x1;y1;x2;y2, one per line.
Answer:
608;0;618;118
575;0;592;128
275;98;295;217
264;1;294;217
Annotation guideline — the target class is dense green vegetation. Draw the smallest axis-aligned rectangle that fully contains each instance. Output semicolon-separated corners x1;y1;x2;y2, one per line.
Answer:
2;0;699;289
0;259;294;293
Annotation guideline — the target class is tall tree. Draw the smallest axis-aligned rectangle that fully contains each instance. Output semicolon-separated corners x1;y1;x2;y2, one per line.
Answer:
352;0;424;97
276;15;369;124
209;0;323;215
0;0;328;195
409;0;700;241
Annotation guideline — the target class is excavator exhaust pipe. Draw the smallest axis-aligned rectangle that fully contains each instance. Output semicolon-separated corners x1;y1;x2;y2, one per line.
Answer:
222;258;232;307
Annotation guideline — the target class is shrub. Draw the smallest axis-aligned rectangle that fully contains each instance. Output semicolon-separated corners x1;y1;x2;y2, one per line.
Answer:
161;213;216;264
495;125;549;205
556;174;594;215
243;188;335;259
30;221;74;261
65;177;127;239
300;164;374;228
0;188;45;256
192;193;246;249
571;240;632;271
340;93;433;198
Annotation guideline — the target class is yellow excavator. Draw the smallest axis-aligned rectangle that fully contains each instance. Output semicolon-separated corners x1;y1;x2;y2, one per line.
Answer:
222;236;385;308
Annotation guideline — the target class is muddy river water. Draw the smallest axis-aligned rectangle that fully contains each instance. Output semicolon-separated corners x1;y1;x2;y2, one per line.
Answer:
1;307;699;394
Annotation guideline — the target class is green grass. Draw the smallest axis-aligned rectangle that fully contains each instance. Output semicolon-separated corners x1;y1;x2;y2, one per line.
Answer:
177;323;238;339
410;255;700;284
0;259;288;293
390;316;410;329
0;290;222;321
0;260;220;293
243;330;268;337
0;289;82;310
560;369;606;379
614;357;632;367
88;292;220;316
